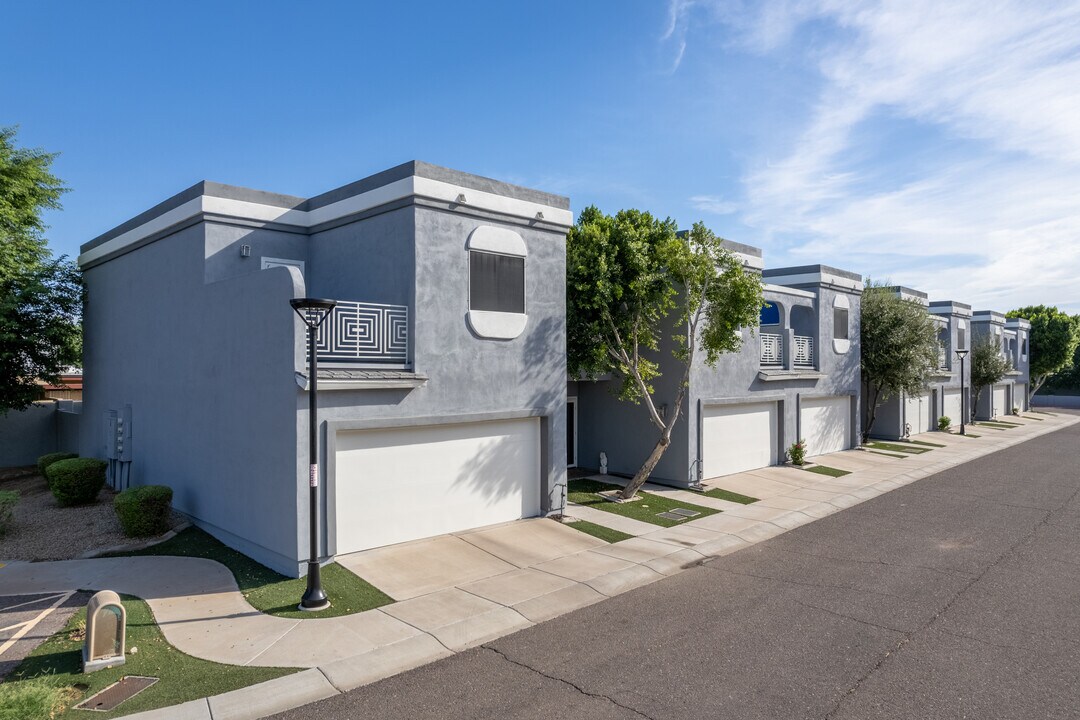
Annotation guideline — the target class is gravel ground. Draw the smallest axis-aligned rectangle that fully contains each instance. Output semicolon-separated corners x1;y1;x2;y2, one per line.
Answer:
0;472;134;561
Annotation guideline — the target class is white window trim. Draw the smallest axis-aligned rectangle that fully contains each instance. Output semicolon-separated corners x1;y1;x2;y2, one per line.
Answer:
261;257;305;273
466;228;528;340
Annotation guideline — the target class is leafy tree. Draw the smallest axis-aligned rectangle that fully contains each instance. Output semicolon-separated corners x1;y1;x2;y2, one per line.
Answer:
0;127;80;413
1006;305;1080;401
859;282;941;440
567;207;763;499
970;334;1012;419
0;127;66;283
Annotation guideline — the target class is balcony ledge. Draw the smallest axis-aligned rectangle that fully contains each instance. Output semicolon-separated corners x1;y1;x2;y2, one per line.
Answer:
757;369;825;382
295;369;429;391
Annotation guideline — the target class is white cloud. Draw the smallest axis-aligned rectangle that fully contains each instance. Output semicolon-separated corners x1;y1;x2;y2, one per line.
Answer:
674;0;1080;313
689;195;738;215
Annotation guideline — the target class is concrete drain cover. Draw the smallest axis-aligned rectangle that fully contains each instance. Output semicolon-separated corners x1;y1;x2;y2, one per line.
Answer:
656;511;689;520
76;676;158;711
668;508;701;518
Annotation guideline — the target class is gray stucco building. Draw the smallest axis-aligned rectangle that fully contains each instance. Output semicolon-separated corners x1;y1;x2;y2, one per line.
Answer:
570;248;863;488
866;289;974;440
78;161;571;576
971;311;1031;418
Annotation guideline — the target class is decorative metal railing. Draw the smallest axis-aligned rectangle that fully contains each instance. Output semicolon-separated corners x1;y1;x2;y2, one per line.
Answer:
761;333;782;366
314;300;409;365
794;335;814;367
938;348;948;369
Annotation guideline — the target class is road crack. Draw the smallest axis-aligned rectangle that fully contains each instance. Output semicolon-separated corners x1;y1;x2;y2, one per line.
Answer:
823;479;1080;719
482;645;655;720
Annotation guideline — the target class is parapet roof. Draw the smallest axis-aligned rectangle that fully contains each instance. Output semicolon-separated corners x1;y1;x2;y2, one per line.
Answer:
80;161;572;268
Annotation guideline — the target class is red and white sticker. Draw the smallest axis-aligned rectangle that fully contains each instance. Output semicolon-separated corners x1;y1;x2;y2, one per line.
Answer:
309;464;319;488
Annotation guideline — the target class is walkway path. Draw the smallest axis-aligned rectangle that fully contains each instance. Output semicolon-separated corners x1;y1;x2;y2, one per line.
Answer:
0;411;1073;720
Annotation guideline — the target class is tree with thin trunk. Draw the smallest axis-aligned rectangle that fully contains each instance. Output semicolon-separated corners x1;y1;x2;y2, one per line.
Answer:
566;207;763;500
970;334;1012;420
1006;305;1080;403
859;281;941;440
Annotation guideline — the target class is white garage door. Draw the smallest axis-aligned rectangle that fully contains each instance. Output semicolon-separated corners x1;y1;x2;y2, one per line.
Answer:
1014;384;1027;412
943;389;963;427
334;418;541;555
992;386;1008;417
702;402;778;479
801;396;851;457
904;394;933;434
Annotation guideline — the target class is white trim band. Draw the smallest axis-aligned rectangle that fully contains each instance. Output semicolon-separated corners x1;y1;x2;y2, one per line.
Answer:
79;176;573;268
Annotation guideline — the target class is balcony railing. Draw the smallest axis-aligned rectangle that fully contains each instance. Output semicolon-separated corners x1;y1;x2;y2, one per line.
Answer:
938;348;948;369
313;300;409;366
794;335;814;367
761;333;782;366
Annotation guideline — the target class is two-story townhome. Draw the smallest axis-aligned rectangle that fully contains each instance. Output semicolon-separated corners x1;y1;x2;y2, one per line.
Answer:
570;252;863;489
1004;318;1032;411
865;289;975;440
971;310;1030;419
78;161;572;576
929;300;974;427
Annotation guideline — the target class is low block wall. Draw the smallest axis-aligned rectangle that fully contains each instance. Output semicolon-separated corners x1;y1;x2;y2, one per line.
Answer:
0;401;81;468
1033;395;1080;409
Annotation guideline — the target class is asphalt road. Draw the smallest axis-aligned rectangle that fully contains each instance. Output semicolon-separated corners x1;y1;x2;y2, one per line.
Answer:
271;415;1080;720
0;590;88;679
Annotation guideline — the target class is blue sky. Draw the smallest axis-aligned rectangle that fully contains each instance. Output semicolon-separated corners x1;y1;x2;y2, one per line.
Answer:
5;1;1079;313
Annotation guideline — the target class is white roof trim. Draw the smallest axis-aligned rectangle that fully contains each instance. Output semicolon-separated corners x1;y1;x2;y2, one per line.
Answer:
764;271;863;292
734;252;765;271
762;283;815;299
79;176;573;268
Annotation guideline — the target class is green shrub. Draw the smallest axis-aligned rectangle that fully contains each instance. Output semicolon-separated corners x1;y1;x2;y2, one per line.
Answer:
36;452;77;485
788;439;807;466
114;485;173;537
0;490;18;534
937;415;951;432
46;458;107;506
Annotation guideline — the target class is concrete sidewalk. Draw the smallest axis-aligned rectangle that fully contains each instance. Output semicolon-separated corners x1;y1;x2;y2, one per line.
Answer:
0;410;1073;720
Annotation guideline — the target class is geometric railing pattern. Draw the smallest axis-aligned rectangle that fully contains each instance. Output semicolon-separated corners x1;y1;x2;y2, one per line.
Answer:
760;333;783;366
314;300;409;365
794;335;814;367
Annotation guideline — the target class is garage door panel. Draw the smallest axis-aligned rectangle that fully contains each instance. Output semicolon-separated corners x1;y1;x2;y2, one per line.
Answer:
335;419;541;555
943;390;963;425
801;397;851;457
904;394;932;434
992;386;1008;417
1015;384;1027;412
702;403;778;479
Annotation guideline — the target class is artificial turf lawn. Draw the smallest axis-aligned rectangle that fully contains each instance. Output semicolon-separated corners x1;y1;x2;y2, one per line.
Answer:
567;479;720;527
703;487;759;504
111;527;393;619
908;439;946;447
7;596;296;718
564;519;634;543
866;442;931;454
803;465;851;477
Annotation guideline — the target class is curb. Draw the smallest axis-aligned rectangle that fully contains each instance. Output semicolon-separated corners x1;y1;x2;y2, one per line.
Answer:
79;521;192;559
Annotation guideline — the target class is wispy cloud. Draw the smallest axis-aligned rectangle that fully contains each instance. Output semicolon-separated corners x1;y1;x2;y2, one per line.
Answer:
673;0;1080;313
689;194;738;215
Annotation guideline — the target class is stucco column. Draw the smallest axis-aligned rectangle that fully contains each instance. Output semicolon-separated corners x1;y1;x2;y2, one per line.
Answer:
784;328;796;370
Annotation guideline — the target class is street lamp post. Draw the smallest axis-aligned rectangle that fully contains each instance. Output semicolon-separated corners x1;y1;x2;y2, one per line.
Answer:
291;297;338;611
955;348;970;436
